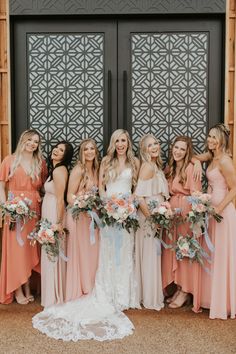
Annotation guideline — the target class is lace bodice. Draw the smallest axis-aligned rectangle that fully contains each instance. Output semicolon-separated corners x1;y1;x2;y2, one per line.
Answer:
106;168;132;197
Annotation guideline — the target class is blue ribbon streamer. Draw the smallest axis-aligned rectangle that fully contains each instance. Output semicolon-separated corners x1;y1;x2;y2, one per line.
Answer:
87;210;102;245
155;238;162;256
103;224;123;266
59;249;68;262
16;219;24;247
204;213;215;253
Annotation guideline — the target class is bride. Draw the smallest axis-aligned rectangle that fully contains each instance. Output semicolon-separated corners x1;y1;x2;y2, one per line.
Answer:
33;129;140;341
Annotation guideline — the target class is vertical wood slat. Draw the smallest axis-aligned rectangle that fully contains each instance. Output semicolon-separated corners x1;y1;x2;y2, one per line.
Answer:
225;0;236;165
0;0;10;163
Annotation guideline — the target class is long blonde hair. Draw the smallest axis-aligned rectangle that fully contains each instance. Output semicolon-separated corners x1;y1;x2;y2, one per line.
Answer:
76;138;100;190
102;129;138;188
167;136;193;185
207;123;232;157
139;134;163;169
10;129;43;180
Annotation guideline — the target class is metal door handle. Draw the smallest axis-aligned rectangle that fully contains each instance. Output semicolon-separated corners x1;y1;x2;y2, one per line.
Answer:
123;70;127;130
108;70;112;137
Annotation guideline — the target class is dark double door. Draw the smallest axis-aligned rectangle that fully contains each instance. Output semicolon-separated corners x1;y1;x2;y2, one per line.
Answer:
12;17;223;157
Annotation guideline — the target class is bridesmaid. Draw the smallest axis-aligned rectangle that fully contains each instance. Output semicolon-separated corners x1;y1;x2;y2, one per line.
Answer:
41;141;73;307
66;138;100;301
195;124;236;319
162;136;201;311
0;129;47;305
135;134;169;310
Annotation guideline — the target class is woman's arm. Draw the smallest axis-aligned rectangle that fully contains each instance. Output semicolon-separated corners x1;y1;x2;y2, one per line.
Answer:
0;181;6;203
135;163;154;218
215;156;236;214
67;165;82;206
53;166;68;225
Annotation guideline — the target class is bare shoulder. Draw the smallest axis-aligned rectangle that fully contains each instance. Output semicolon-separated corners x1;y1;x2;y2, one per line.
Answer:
219;154;235;171
53;165;68;178
139;162;154;180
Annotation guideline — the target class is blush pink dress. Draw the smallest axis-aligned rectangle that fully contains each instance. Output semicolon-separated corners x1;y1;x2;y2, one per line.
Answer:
41;178;66;307
135;167;169;310
65;182;99;301
200;167;236;319
0;155;47;304
162;163;202;312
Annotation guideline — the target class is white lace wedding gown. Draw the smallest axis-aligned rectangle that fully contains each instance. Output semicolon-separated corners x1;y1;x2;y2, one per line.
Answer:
33;168;139;341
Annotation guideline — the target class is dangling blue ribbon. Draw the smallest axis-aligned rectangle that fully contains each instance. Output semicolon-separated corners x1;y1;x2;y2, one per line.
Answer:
16;219;24;247
59;249;69;262
203;213;215;253
155;238;162;255
87;210;102;245
102;224;123;266
113;225;123;266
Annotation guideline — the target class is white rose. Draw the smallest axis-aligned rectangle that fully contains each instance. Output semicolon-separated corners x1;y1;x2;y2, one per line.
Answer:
45;229;54;237
158;206;167;215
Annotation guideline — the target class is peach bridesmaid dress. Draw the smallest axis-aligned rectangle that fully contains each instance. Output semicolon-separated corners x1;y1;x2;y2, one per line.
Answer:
200;167;236;319
41;178;66;307
135;167;169;310
162;163;202;312
65;183;99;301
0;155;46;304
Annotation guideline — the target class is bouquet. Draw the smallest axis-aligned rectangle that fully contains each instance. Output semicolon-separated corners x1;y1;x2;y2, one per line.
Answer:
68;187;102;244
0;191;37;231
99;193;139;233
186;191;223;252
28;218;68;262
174;234;210;267
148;200;182;245
68;187;101;220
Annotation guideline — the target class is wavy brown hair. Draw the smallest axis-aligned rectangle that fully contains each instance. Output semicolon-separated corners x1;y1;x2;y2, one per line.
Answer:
102;129;138;188
166;136;193;185
10;129;43;181
76;138;100;190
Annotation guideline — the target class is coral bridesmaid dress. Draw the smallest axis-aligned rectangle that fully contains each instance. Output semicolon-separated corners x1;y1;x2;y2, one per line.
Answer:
41;178;66;307
162;163;202;312
65;183;99;301
0;155;46;304
135;167;168;310
200;167;236;319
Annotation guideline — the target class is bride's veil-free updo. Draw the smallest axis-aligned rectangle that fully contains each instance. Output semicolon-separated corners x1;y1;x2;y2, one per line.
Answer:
102;129;138;188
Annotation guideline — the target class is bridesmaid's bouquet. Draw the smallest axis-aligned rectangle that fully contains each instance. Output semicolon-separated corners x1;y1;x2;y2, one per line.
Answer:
174;234;210;267
186;191;223;252
99;193;139;233
0;191;37;231
68;187;101;221
148;200;182;244
28;218;68;262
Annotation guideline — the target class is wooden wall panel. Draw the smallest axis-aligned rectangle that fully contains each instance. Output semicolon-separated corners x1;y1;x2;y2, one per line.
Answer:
225;0;236;164
0;0;10;162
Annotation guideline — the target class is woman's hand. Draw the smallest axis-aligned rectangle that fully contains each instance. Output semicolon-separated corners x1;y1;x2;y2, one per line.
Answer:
193;160;202;181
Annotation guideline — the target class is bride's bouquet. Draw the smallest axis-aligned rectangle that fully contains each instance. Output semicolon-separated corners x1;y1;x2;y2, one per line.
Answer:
0;191;37;231
28;218;68;262
99;193;139;233
148;200;182;246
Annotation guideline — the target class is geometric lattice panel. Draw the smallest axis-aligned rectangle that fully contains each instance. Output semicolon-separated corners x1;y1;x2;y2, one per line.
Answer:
132;33;208;161
28;34;104;159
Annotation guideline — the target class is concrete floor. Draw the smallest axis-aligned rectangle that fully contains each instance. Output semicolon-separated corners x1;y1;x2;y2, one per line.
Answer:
0;299;236;354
